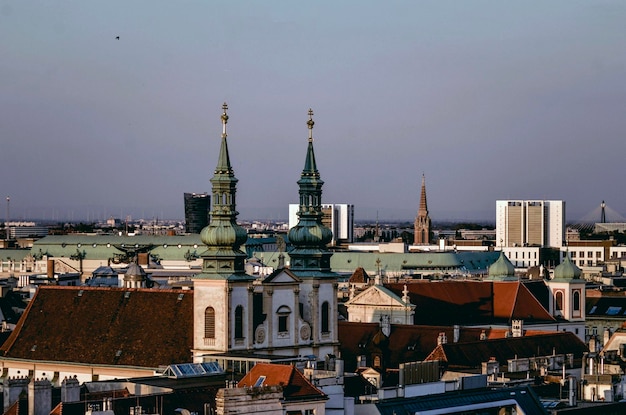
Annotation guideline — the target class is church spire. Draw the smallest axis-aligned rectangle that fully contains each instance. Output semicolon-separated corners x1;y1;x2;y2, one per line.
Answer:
414;174;431;245
287;109;334;276
197;103;251;280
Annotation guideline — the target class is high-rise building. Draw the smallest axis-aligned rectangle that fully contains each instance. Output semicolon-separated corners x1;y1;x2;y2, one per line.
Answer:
184;192;210;234
289;203;354;245
413;175;431;245
496;200;565;248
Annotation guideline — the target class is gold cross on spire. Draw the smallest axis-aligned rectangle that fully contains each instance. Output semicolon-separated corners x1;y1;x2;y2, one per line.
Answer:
307;108;314;142
221;102;229;137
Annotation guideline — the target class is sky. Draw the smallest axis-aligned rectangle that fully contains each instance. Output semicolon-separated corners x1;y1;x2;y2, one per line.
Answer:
1;1;625;224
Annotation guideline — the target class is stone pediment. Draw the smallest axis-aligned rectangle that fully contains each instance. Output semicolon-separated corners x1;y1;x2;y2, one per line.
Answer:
346;285;409;308
263;268;301;284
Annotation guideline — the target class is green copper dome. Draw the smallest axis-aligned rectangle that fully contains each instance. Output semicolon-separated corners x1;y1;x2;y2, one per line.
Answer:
488;251;516;280
553;254;582;280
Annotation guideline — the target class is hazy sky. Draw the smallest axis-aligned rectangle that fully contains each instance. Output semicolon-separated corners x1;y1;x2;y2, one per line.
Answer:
1;1;625;223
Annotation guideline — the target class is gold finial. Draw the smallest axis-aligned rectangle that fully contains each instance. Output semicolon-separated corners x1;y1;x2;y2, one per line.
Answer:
221;102;229;137
307;108;314;141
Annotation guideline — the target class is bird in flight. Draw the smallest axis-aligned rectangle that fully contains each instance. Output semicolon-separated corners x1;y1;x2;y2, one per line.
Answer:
115;36;120;40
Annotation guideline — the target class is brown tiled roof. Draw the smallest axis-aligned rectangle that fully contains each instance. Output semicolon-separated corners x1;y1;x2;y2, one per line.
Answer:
238;363;326;401
0;286;194;368
348;267;369;284
424;332;587;369
339;321;514;372
386;280;554;325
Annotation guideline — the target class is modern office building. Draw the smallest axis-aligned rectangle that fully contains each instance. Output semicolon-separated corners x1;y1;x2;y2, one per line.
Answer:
184;192;210;234
289;203;354;245
496;200;565;248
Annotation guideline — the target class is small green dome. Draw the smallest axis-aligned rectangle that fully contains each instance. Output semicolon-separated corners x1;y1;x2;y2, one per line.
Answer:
553;254;582;280
488;251;516;279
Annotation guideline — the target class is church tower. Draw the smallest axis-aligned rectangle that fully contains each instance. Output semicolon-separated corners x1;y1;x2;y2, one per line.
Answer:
413;174;431;245
287;109;339;359
193;104;255;358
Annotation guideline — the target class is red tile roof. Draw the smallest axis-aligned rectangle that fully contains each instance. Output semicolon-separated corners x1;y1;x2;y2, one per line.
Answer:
349;267;370;284
386;280;555;325
0;286;194;368
238;363;326;401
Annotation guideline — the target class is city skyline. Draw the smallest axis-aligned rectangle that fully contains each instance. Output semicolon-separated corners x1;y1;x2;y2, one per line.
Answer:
2;2;625;223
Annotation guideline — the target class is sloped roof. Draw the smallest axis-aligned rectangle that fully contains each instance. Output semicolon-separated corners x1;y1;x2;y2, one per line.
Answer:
237;363;326;401
375;385;546;415
0;286;194;368
348;267;370;283
587;295;626;318
425;332;587;369
338;322;514;372
385;280;555;325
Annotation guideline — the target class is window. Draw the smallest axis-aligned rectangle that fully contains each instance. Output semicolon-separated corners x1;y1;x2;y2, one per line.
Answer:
579;251;584;258
321;301;330;333
588;251;593;258
277;305;291;334
555;291;563;311
596;251;602;258
571;252;576;258
205;307;215;339
235;305;244;339
573;291;581;312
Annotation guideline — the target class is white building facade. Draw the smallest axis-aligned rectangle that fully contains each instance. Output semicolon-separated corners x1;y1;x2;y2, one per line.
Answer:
496;200;565;248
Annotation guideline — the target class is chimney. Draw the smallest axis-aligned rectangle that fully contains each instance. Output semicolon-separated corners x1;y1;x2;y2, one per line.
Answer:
4;376;29;411
453;325;460;343
437;332;447;345
46;259;55;279
568;376;577;407
28;378;52;415
137;253;149;266
603;328;611;346
61;376;80;403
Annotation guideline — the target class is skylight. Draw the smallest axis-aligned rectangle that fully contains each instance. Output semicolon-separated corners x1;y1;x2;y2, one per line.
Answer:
163;362;224;378
254;375;266;387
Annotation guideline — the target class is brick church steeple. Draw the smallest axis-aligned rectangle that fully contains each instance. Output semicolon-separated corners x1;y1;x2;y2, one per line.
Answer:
413;174;431;245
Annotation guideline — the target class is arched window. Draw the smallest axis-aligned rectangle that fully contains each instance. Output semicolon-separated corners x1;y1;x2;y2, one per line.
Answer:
555;291;564;312
321;301;330;333
205;307;215;339
277;305;291;333
573;291;581;312
235;305;244;339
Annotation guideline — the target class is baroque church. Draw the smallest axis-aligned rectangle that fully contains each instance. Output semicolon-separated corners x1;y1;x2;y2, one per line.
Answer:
0;105;340;385
192;105;339;363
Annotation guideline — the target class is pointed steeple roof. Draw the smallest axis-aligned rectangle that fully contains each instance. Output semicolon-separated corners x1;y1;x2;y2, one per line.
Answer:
196;103;252;281
419;174;428;214
287;109;335;278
